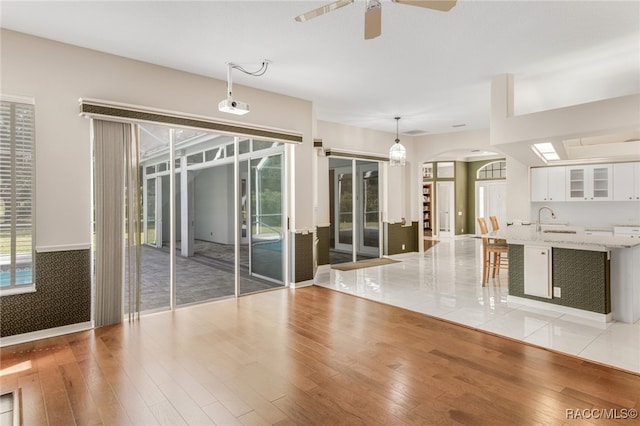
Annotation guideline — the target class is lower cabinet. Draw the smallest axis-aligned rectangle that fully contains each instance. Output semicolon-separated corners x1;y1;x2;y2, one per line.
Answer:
524;245;552;298
509;244;610;315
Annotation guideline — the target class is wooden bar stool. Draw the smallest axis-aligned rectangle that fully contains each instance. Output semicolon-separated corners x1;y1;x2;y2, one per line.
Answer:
489;215;507;245
477;217;508;286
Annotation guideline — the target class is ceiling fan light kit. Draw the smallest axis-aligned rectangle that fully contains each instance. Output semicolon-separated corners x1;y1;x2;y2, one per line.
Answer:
295;0;456;40
364;0;382;40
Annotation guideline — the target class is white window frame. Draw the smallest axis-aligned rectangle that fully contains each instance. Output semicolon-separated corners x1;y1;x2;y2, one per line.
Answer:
477;160;507;180
1;95;36;296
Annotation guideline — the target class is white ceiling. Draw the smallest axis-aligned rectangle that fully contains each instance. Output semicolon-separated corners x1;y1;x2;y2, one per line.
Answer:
1;0;639;137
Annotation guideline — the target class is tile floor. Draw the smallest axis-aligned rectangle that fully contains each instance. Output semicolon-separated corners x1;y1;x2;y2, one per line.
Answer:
314;237;640;374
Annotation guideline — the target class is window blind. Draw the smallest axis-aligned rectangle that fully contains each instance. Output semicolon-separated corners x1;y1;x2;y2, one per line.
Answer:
0;97;35;289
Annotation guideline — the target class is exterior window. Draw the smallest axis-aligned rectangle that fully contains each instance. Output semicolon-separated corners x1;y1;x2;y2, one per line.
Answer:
239;139;251;155
204;148;220;162
187;152;203;165
478;160;507;179
0;97;35;293
253;139;277;152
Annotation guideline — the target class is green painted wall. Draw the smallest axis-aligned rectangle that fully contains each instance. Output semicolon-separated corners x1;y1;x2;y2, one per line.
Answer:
465;159;506;234
454;162;468;235
384;222;419;255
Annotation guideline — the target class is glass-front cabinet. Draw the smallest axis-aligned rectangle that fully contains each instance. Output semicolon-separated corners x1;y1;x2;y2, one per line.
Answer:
566;165;612;201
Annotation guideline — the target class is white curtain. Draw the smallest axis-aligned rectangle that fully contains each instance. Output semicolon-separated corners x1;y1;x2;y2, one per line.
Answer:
93;120;141;327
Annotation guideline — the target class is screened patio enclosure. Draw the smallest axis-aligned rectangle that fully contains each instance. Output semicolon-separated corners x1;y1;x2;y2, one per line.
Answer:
128;124;286;313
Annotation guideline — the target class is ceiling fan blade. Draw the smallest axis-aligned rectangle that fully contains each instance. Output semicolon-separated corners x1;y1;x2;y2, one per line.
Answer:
391;0;457;12
295;0;354;22
364;1;382;40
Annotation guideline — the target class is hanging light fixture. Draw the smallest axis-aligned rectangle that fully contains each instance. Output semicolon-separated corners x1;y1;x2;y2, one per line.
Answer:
389;116;406;166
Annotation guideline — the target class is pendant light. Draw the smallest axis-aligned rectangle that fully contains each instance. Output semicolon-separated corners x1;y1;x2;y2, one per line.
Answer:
389;116;406;166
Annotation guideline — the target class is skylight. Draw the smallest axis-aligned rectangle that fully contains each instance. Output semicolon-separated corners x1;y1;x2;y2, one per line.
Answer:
532;142;559;161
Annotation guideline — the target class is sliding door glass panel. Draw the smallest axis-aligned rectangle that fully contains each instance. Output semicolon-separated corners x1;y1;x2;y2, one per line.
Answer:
336;167;353;250
176;135;236;306
240;152;285;294
327;159;353;263
128;125;171;314
357;160;379;258
146;178;157;246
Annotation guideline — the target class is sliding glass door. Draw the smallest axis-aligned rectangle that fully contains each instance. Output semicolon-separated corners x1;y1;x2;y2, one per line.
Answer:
130;127;288;314
329;158;380;263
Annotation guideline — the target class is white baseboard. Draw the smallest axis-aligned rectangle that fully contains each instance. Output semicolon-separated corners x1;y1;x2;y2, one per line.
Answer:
0;322;93;347
291;279;314;288
508;295;613;323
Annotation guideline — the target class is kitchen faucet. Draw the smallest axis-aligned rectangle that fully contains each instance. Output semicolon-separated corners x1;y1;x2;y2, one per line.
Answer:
537;206;556;232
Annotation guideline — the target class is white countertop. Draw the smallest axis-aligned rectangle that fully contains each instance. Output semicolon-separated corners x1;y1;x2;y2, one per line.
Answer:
496;225;640;252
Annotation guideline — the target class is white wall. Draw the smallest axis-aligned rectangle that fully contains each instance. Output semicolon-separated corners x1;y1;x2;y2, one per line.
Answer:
504;155;531;222
491;74;640;166
530;201;640;228
194;166;235;244
0;29;314;248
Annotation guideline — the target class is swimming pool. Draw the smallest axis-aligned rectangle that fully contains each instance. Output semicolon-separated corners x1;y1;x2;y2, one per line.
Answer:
0;268;33;287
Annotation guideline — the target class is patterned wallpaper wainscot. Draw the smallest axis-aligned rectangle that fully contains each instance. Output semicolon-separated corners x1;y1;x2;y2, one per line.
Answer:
508;244;610;314
0;249;91;337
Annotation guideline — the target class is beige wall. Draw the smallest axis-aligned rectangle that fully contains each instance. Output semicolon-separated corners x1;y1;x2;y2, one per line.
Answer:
0;29;315;248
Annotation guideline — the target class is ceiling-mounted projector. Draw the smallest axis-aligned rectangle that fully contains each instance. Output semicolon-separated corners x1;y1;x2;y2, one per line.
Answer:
218;60;269;116
218;97;250;115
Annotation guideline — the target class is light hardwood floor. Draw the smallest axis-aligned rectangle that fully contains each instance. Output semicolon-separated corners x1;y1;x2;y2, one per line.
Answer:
1;286;639;425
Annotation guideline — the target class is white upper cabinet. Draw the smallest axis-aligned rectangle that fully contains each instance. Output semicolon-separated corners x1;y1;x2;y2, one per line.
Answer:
531;167;566;202
566;165;612;201
613;162;640;201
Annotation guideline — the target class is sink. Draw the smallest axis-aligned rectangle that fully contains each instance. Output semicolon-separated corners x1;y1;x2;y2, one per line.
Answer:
542;229;577;234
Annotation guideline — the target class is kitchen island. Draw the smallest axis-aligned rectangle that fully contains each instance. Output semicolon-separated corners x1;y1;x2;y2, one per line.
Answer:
500;225;640;324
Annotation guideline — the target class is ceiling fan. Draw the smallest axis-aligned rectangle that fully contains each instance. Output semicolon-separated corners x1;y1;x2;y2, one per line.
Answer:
294;0;457;40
